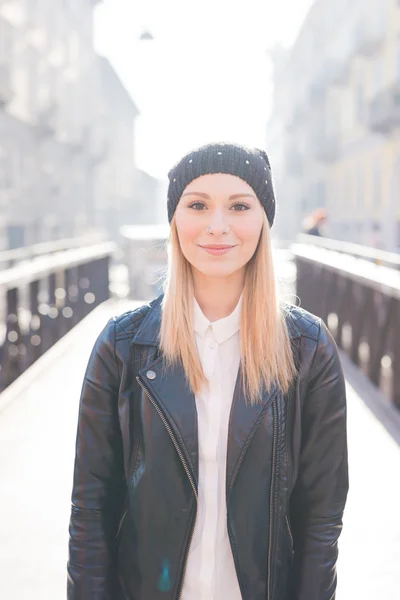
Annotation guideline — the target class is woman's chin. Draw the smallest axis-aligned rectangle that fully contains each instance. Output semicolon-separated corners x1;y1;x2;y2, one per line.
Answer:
194;261;239;278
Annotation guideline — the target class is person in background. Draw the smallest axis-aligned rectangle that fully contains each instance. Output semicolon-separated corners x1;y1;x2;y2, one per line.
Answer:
67;143;348;600
370;221;382;250
302;207;327;236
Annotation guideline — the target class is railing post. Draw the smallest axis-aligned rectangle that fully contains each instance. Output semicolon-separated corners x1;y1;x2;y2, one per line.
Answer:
28;279;42;367
77;262;92;320
1;288;22;391
41;272;58;353
350;286;372;366
68;266;80;328
61;267;75;335
368;296;395;388
393;300;400;409
336;278;352;350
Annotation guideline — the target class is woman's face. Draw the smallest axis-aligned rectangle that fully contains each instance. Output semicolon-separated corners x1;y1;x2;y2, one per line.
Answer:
174;173;264;279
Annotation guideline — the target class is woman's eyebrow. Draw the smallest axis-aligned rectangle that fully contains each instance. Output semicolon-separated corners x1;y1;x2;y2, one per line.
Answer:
181;192;209;199
181;192;256;200
229;193;256;200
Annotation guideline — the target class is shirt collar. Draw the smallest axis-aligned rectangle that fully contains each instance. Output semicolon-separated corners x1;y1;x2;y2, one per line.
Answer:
194;293;242;344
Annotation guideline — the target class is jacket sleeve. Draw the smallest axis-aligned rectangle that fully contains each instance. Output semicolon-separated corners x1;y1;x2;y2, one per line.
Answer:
287;320;349;600
67;317;125;600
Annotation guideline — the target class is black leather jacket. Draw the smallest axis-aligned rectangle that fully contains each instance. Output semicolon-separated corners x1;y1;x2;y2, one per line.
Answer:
67;296;349;600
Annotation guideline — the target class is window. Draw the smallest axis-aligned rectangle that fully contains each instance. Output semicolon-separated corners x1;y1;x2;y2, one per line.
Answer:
0;15;14;63
396;221;400;251
396;35;400;82
316;180;326;208
372;161;381;207
372;57;384;95
356;81;365;123
357;166;364;209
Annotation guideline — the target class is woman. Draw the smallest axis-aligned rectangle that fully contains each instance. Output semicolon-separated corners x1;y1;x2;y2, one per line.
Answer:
67;143;349;600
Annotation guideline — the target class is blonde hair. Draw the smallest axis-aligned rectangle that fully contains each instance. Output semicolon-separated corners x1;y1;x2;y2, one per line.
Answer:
159;213;297;404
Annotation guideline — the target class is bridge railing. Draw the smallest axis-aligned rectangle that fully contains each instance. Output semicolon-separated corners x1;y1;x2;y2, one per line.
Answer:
296;233;400;269
0;232;107;269
292;236;400;410
0;241;116;392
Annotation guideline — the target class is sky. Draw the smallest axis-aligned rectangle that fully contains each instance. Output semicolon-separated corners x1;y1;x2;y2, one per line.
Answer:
95;0;315;179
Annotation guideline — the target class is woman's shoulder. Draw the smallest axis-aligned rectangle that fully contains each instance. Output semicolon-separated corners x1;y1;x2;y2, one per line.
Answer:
282;303;341;372
282;302;321;341
112;294;163;340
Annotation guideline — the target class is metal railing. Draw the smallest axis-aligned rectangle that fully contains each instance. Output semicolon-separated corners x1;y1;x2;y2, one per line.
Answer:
0;241;116;392
292;237;400;409
296;234;400;269
0;232;107;268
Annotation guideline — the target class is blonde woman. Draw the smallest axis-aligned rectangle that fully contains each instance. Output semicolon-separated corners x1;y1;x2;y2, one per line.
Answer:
67;143;349;600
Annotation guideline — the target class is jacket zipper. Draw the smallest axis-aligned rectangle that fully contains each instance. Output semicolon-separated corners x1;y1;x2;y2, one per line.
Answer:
136;376;198;599
267;397;278;600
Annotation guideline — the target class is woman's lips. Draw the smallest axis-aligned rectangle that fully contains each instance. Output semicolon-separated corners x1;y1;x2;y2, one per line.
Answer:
199;245;236;255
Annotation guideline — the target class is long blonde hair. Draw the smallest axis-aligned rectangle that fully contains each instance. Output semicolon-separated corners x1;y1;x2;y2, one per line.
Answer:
159;213;297;404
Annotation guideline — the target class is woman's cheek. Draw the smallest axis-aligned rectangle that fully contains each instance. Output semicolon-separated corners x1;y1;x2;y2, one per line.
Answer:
179;227;198;252
238;222;261;244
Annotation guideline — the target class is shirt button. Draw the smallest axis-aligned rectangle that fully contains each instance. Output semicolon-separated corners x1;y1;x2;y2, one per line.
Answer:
146;370;156;380
209;342;217;349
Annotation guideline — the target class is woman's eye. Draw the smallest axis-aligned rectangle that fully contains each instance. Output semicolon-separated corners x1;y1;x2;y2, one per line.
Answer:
232;203;250;211
188;202;206;210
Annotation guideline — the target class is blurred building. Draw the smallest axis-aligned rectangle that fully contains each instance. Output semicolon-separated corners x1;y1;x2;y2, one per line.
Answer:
121;224;169;300
93;56;139;240
0;0;138;249
155;178;170;225
267;0;400;251
130;168;162;225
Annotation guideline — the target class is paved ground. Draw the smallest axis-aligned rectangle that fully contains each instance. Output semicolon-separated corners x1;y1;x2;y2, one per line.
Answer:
336;354;400;599
0;298;399;599
0;299;138;600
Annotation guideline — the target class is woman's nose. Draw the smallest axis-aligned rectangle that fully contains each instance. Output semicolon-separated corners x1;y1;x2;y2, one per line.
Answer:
207;210;229;234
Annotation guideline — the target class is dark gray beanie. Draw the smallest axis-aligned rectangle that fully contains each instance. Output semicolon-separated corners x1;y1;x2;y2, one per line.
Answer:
167;142;276;227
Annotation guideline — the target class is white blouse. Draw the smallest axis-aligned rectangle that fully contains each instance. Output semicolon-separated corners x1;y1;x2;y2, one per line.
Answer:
180;295;243;600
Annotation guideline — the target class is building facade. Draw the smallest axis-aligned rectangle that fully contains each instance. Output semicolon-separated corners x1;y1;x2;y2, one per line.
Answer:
0;0;138;248
131;168;163;225
93;56;139;240
267;0;400;251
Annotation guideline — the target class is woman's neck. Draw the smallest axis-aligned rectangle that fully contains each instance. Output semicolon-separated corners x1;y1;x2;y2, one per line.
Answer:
193;271;245;322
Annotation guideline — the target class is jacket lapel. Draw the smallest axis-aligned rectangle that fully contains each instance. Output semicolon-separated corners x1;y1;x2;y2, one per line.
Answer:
226;365;279;497
133;298;198;487
137;356;198;489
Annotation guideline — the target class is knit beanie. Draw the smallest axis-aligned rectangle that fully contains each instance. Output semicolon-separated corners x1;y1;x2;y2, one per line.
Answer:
167;142;276;227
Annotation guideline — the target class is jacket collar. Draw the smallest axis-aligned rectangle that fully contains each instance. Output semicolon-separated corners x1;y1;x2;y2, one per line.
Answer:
133;294;302;347
132;295;163;346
